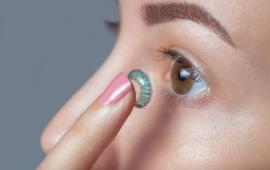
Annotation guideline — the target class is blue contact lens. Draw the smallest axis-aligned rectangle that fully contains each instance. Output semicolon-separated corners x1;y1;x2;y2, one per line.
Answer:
128;69;152;108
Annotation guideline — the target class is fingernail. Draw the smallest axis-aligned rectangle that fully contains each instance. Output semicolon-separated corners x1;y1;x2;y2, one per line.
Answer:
100;73;132;106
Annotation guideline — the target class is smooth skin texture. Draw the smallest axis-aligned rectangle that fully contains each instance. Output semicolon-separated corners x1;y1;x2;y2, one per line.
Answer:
40;0;270;169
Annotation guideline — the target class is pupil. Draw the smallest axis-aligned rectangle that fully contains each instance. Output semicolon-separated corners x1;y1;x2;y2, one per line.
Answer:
178;68;191;81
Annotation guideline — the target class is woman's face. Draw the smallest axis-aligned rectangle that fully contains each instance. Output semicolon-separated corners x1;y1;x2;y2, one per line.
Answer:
41;0;270;169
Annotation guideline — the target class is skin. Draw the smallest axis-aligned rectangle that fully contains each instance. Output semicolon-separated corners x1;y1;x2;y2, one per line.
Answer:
39;0;270;169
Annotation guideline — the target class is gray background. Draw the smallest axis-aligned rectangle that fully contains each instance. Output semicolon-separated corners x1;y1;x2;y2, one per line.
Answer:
0;1;117;169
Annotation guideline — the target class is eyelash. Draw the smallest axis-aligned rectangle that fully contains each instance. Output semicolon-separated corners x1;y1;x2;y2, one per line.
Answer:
158;47;212;107
159;47;203;83
104;20;120;34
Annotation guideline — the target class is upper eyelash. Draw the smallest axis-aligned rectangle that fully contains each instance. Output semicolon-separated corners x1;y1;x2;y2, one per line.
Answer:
159;47;202;82
104;20;120;34
159;47;185;62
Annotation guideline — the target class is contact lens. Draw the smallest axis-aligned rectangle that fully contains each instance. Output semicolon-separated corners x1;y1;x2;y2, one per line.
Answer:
128;69;152;108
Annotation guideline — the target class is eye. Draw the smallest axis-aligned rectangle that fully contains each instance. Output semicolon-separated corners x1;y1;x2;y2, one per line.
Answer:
160;48;209;95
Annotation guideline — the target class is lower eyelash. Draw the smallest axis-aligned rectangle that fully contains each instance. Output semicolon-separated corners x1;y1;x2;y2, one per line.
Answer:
159;87;195;106
158;87;212;109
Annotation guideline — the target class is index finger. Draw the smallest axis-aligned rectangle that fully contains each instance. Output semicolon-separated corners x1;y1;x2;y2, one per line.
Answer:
38;73;136;170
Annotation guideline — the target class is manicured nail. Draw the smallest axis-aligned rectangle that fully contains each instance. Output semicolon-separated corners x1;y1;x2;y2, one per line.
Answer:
100;73;132;106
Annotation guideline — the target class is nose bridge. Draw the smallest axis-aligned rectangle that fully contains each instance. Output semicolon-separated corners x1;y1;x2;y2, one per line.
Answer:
94;42;143;82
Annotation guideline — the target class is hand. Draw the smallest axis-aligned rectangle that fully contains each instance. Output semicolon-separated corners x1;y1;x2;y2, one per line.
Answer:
38;73;135;170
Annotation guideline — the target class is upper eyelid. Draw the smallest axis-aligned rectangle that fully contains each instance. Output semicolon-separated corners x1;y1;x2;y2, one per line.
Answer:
159;47;203;82
159;47;186;62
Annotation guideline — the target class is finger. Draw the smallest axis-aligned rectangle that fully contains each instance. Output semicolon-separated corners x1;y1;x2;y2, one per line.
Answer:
41;66;120;153
38;73;136;170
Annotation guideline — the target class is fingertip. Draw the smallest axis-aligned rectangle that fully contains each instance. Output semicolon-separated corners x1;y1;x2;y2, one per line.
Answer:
40;124;61;154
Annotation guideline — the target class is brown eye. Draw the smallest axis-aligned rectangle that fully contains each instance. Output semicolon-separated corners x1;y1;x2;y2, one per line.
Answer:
171;60;194;94
160;47;208;95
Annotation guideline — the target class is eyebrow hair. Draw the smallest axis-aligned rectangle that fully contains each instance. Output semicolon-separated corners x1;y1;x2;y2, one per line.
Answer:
142;2;235;47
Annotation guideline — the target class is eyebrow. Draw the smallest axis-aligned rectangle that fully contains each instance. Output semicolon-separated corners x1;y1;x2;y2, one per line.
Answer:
142;2;235;47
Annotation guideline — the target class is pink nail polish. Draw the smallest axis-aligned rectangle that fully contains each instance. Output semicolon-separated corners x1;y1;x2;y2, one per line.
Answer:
100;73;132;105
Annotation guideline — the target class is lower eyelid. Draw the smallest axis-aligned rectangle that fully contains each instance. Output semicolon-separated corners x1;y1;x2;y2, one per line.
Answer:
158;86;213;109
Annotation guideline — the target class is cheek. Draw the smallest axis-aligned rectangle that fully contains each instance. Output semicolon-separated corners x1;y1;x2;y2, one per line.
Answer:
116;97;258;169
170;104;258;168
